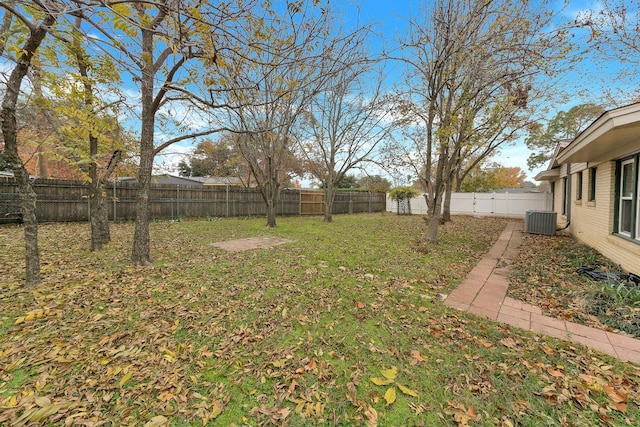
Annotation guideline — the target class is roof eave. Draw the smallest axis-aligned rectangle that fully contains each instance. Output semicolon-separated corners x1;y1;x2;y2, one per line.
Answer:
557;103;640;164
535;168;560;182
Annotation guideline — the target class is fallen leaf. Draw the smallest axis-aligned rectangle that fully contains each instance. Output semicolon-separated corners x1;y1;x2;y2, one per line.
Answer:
119;371;133;387
144;415;168;427
541;345;553;355
410;350;426;365
380;366;397;380
384;387;396;406
371;377;394;386
35;396;51;407
500;337;517;348
547;369;564;378
364;405;378;427
398;383;419;398
612;402;627;412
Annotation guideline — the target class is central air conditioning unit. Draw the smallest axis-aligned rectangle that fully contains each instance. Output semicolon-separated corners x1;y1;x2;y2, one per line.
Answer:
524;210;557;236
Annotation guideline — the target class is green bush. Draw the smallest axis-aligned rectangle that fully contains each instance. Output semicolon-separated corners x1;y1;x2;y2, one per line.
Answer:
388;186;420;201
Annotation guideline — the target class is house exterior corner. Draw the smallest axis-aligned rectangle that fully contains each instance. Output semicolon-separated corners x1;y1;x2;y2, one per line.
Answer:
536;102;640;274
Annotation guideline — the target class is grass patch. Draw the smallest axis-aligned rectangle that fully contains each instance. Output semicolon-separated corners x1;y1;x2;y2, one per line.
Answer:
0;215;639;426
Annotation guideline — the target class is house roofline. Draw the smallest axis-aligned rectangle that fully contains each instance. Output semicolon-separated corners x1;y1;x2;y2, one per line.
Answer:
556;102;640;164
535;168;560;182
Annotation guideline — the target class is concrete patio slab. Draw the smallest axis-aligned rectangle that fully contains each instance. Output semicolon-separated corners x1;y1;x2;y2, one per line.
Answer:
212;236;292;252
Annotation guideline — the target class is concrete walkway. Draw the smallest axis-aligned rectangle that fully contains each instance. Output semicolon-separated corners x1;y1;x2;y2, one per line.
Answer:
444;222;640;365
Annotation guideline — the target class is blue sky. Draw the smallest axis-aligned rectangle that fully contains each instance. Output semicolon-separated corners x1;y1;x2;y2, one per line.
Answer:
156;0;634;185
343;0;631;182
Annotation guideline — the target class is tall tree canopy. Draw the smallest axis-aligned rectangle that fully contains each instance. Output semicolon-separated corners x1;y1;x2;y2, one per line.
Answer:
459;164;527;192
221;1;369;227
300;42;390;222
576;1;640;105
525;103;603;170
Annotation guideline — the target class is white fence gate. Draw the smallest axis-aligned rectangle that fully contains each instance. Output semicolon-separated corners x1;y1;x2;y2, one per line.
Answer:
386;192;553;219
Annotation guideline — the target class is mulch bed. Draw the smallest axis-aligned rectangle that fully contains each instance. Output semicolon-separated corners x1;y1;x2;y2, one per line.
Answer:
507;232;640;339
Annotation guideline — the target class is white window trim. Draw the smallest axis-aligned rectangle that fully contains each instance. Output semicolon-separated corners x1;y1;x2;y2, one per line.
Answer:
619;159;634;237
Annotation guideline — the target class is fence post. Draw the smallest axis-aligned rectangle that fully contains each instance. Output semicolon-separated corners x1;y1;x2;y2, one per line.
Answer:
492;192;496;215
472;192;476;216
176;185;180;219
113;180;117;221
226;185;229;217
505;192;509;218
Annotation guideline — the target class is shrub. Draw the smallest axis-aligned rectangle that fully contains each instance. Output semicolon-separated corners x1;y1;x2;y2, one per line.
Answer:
388;186;421;201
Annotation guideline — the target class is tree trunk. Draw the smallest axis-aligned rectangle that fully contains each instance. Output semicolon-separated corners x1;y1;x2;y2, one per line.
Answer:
131;25;156;265
265;179;279;227
425;190;444;243
323;185;335;223
11;161;40;286
131;132;154;265
266;199;277;227
0;12;55;286
2;83;41;286
90;178;110;251
442;185;452;223
74;15;112;252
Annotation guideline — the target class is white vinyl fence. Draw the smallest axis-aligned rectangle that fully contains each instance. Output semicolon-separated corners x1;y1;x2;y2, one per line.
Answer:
386;192;553;219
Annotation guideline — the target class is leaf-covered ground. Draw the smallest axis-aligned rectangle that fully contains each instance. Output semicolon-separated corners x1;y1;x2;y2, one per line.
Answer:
508;233;640;338
1;215;639;426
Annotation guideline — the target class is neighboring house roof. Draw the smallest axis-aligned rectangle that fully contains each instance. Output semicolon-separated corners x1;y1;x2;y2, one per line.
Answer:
119;174;204;185
535;102;640;181
0;170;37;179
188;177;207;183
203;177;245;186
493;187;542;194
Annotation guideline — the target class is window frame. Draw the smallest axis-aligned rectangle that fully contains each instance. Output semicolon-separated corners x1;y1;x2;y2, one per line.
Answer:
588;167;597;202
576;171;583;201
615;155;640;241
618;159;634;237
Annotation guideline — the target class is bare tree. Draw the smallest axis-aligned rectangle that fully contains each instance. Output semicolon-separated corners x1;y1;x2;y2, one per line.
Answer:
301;61;391;222
391;0;567;242
222;2;363;227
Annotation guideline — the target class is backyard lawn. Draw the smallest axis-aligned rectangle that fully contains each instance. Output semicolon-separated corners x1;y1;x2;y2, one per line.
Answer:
0;214;638;426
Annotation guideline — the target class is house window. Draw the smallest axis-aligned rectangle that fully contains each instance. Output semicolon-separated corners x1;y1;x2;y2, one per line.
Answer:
588;167;597;202
576;171;583;201
617;157;638;239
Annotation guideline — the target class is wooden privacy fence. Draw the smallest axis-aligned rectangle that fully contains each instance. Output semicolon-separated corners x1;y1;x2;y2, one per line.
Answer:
0;178;386;222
